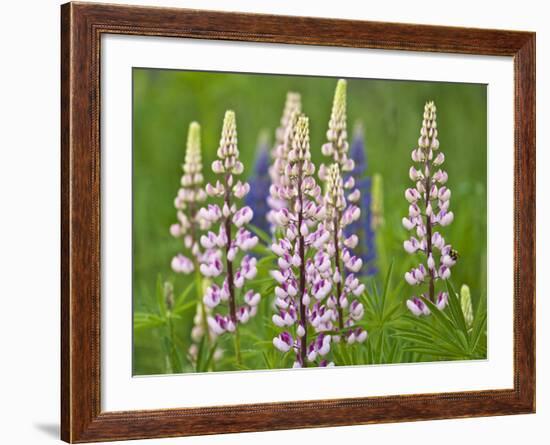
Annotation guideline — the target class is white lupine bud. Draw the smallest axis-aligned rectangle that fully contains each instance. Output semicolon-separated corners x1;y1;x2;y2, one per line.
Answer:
460;284;474;328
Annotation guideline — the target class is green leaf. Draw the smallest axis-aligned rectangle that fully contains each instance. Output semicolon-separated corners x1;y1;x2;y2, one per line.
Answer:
201;341;219;372
470;311;487;355
134;312;166;330
420;297;468;350
156;274;167;318
445;280;469;339
262;351;274;368
409;317;466;352
393;331;465;357
172;299;199;316
380;259;394;316
332;345;347;366
401;347;464;360
381;300;403;323
194;335;206;372
375;329;386;364
247;223;273;245
173;281;196;311
385;338;399;363
162;335;182;373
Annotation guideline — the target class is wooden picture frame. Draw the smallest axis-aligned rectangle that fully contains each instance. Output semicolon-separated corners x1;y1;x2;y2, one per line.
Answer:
61;1;536;442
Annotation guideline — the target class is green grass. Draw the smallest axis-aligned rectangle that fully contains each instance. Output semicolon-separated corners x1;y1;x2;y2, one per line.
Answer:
132;68;487;375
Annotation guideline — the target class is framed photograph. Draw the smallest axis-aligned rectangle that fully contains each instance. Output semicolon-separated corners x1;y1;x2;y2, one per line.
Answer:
61;2;535;442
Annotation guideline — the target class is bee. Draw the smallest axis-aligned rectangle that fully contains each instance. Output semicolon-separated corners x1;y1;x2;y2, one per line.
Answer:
450;249;459;262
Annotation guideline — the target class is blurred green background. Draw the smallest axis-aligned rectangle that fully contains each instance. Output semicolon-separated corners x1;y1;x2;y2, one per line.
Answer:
133;68;487;375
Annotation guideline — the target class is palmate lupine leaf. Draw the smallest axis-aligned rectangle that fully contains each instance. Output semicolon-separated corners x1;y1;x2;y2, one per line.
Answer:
352;260;413;365
358;260;405;328
398;313;467;353
393;282;487;360
134;312;166;331
135;275;189;331
171;280;196;313
469;290;487;355
162;334;183;373
195;341;219;373
445;280;469;336
421;297;469;349
156;274;167;318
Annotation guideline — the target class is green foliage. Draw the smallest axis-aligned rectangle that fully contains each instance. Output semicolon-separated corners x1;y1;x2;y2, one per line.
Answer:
393;282;487;360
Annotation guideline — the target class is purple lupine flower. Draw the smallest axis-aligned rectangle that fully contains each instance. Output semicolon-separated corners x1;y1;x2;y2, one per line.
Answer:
343;124;377;276
196;111;260;363
403;101;456;314
319;80;368;345
170;122;207;273
273;331;294;353
270;114;336;368
267;92;302;231
244;133;271;236
323;164;368;344
406;296;431;316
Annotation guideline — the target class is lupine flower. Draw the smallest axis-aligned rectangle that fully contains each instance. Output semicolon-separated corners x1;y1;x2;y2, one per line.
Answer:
267;92;302;231
406;296;430;316
403;101;456;314
319;80;368;344
270;114;337;368
319;79;355;181
324;163;367;344
460;284;474;328
244;132;271;235
344;123;377;276
170;122;207;273
196;111;260;362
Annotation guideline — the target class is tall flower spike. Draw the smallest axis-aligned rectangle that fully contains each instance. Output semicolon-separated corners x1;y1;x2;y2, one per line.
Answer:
245;131;271;236
344;123;377;276
270;114;335;368
170;122;207;274
320;79;355;180
197;111;260;364
403;101;455;315
318;80;368;346
324;163;367;343
267;92;302;231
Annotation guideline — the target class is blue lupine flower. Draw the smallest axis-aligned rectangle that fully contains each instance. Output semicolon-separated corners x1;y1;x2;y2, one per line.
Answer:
350;127;367;176
245;136;271;236
345;126;377;276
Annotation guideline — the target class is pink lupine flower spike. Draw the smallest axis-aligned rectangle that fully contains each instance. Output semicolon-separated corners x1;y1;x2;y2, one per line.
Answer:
196;111;260;364
403;102;455;315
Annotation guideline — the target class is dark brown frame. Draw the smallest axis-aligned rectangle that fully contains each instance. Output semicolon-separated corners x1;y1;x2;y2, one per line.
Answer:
61;1;536;442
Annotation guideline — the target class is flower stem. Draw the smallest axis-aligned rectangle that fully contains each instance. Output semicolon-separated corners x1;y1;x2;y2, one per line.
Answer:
194;264;209;345
333;213;344;330
297;164;308;367
223;172;241;365
234;325;242;365
424;165;435;302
